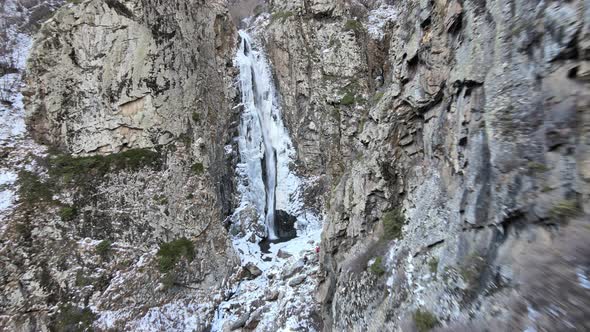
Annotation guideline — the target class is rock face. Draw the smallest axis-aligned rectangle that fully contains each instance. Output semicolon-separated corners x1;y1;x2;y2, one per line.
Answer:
255;0;590;330
2;0;590;331
2;0;241;330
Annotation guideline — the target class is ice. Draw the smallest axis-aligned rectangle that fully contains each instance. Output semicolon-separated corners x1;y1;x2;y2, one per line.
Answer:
211;29;323;331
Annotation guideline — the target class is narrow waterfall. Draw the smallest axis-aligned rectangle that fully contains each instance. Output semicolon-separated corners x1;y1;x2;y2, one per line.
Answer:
235;31;282;240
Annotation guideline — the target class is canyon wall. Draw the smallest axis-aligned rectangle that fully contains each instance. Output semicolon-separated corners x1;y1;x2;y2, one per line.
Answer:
2;0;241;330
257;0;590;330
1;0;589;331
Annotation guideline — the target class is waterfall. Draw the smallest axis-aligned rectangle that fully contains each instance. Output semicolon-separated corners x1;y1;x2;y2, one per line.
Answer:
235;31;282;240
211;30;323;330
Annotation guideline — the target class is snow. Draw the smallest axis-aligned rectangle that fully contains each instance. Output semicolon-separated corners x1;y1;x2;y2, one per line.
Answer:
210;29;323;331
366;5;397;40
0;171;17;215
576;266;590;290
0;2;36;222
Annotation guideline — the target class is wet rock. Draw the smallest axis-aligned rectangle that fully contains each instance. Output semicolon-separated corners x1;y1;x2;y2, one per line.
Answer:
274;210;297;240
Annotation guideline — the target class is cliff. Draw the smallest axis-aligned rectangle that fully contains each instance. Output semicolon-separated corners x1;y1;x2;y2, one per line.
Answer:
0;0;589;331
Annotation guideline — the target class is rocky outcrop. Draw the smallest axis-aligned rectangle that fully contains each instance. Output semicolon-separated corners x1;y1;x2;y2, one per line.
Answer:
2;0;241;330
256;0;590;330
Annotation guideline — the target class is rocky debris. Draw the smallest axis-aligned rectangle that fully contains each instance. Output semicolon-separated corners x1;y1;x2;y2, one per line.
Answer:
289;275;306;287
242;262;263;279
277;249;292;259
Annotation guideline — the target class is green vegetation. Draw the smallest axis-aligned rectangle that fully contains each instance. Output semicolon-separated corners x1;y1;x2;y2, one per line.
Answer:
96;240;112;259
373;92;384;103
549;199;580;219
191;162;205;175
75;270;92;287
191;111;200;122
66;0;83;4
271;11;294;22
157;238;195;273
382;209;406;240
528;161;550;173
370;256;386;276
59;206;77;221
154;195;168;205
428;258;439;274
17;170;53;204
48;148;161;184
340;92;355;106
51;304;96;332
344;19;363;33
459;254;486;287
541;185;553;193
15;223;30;239
161;272;176;289
413;309;439;332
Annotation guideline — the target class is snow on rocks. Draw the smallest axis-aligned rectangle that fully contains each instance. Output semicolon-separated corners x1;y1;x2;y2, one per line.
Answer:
366;4;397;40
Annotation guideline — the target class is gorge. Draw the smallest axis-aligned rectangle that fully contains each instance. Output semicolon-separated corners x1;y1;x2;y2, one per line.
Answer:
1;0;589;331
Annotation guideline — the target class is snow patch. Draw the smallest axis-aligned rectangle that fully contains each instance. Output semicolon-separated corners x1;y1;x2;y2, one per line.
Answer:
367;5;397;40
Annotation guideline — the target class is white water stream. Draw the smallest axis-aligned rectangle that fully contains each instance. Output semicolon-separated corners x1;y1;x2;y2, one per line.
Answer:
210;29;323;331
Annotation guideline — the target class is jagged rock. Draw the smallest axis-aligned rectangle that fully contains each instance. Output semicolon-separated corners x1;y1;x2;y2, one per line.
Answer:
265;289;280;301
243;262;263;279
277;249;292;259
288;275;306;287
282;258;305;280
230;312;249;330
244;307;263;329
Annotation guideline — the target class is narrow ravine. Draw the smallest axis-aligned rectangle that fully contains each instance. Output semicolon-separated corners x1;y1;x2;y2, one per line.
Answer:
211;28;323;331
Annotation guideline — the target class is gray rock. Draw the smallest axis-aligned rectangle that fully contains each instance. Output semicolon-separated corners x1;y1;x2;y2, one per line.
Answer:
288;275;306;287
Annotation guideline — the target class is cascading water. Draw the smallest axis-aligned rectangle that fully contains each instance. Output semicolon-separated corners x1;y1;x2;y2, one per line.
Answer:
235;31;287;241
211;27;323;332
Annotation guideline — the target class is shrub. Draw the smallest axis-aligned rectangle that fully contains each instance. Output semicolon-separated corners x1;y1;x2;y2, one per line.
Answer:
413;309;439;332
528;161;550;173
48;148;161;184
157;238;195;273
549;200;580;220
382;209;405;240
271;11;294;22
96;240;112;259
75;270;92;287
344;19;363;33
51;304;96;332
17;170;53;204
340;92;355;105
191;111;200;122
459;254;486;287
191;162;204;175
428;258;438;274
161;272;176;289
370;256;386;276
59;206;77;221
373;92;385;103
154;195;168;205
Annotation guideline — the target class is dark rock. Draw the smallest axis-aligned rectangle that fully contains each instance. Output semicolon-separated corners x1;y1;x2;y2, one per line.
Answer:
274;210;297;241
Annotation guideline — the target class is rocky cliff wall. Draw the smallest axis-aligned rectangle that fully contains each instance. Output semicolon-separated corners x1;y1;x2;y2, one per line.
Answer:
2;0;241;330
2;0;589;331
256;0;590;330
